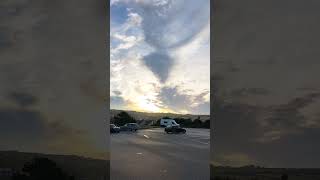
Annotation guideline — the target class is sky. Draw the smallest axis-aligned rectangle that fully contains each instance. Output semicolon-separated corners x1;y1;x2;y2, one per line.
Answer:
110;0;210;115
0;0;108;160
212;0;320;168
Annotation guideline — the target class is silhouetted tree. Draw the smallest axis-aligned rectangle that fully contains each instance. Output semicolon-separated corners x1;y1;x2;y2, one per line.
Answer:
12;157;69;180
162;116;171;119
204;119;210;128
155;119;161;126
281;174;288;180
114;111;136;126
192;119;203;128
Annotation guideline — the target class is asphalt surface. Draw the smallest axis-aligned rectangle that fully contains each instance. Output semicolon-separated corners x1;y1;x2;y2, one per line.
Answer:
110;128;210;180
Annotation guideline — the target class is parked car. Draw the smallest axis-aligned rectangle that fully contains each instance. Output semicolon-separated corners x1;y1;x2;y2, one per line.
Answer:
110;124;120;133
120;123;140;131
160;118;180;127
165;125;186;134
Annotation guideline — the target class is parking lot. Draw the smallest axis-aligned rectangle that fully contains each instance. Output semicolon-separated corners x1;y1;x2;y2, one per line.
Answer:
110;128;210;180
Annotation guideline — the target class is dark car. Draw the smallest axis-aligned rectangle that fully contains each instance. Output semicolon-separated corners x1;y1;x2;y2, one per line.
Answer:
110;124;120;133
165;125;186;134
120;123;140;131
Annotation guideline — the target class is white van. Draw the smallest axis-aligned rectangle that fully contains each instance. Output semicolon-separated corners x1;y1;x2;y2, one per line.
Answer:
160;118;179;127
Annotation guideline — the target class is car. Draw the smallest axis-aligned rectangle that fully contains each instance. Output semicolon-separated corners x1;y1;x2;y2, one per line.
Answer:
110;124;120;133
120;123;140;131
165;125;186;134
160;118;180;127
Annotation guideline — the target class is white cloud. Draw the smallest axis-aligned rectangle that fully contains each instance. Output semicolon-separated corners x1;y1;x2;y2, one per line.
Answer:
111;33;143;53
167;21;210;97
110;0;210;114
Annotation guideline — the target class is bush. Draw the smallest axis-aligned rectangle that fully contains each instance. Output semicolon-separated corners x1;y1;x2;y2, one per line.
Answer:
114;111;136;126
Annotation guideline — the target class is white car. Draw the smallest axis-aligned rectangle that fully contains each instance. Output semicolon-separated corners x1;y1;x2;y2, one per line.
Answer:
160;118;180;127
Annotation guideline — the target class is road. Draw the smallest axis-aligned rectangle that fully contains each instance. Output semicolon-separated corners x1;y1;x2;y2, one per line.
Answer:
110;128;210;180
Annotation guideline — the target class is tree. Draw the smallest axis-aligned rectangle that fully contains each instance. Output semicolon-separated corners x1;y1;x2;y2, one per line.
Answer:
281;174;288;180
192;119;203;128
12;157;70;180
155;119;161;126
174;118;192;127
114;111;136;126
162;116;171;119
204;119;210;128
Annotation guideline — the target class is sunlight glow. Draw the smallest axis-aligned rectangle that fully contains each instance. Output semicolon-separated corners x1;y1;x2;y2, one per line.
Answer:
136;96;161;113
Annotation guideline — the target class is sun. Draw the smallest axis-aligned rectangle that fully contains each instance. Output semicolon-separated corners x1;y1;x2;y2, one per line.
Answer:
136;96;161;113
126;95;174;113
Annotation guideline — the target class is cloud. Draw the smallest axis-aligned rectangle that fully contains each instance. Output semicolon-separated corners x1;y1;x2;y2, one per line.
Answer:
255;92;320;143
230;88;270;97
8;91;37;107
211;0;320;168
110;10;145;61
110;95;126;110
0;105;98;158
212;86;320;168
113;0;210;82
143;51;173;82
111;33;143;55
0;0;109;159
110;0;210;114
158;86;209;114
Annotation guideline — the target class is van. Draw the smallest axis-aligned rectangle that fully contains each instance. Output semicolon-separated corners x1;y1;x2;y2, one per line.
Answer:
160;118;179;127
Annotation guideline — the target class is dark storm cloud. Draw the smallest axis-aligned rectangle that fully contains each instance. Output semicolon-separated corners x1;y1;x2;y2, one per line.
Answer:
143;51;173;82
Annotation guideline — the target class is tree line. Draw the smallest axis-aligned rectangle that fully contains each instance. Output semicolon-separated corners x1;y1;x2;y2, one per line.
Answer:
111;111;210;129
